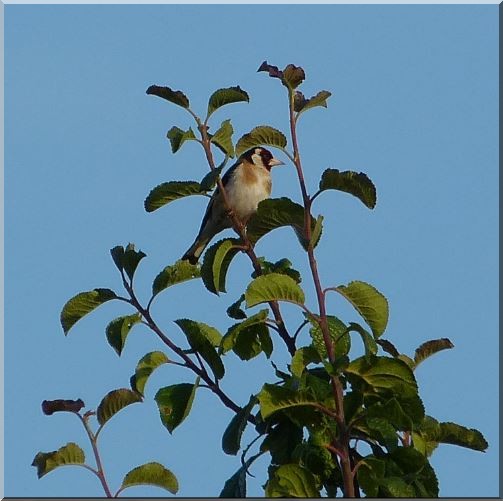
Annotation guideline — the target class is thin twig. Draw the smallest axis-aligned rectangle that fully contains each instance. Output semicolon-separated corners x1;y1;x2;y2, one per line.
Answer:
76;414;113;498
286;87;355;497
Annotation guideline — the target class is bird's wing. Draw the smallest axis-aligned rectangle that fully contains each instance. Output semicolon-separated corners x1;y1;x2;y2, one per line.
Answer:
197;161;239;235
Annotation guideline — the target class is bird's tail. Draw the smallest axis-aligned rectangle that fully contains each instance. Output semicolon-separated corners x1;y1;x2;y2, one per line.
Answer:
181;236;211;265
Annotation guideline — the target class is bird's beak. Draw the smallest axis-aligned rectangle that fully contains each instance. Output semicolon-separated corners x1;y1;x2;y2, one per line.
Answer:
269;157;284;167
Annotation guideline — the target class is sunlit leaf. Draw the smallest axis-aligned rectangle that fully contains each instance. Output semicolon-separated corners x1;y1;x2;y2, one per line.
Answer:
347;322;378;360
133;351;170;396
61;288;117;335
97;388;142;426
295;90;332;115
146;85;189;108
265;464;320;498
207;86;249;117
210;119;235;158
345;356;418;399
121;462;178;494
106;313;142;356
235;126;287;157
152;260;201;297
201;238;241;295
258;61;306;90
144;181;207;213
376;338;400;358
253;257;302;284
32;443;85;479
258;383;319;419
308;315;351;360
414;338;454;368
155;380;199;433
245;273;305;308
318;169;377;209
221;310;271;361
334;281;389;338
291;346;322;378
174;319;224;379
247;198;319;251
437;422;488;452
166;126;197;153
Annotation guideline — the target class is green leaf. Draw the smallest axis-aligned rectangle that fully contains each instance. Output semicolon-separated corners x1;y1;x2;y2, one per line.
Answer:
294;90;332;115
334;281;389;338
210;119;235;157
376;338;401;358
253;257;302;284
437;422;488;451
365;417;399;451
152;259;201;297
121;462;178;494
258;62;306;91
357;457;385;497
347;322;378;360
226;294;247;320
366;398;415;431
310;215;323;248
96;388;143;426
174;319;224;379
207;86;249;117
261;418;304;465
200;165;224;191
308;315;351;360
166;126;197;153
413;338;454;368
345;356;418;399
32;443;85;479
282;64;306;90
235;126;287;157
200;238;241;295
132;351;170;396
221;310;271;360
144;181;207;213
122;243;146;281
110;245;125;272
247;197;317;250
219;455;260;498
146;85;190;108
318;169;377;209
411;415;443;457
155;380;199;433
222;395;257;455
61;288;117;335
219;465;247;498
292;442;336;481
265;464;320;498
291;346;322;378
379;476;416;497
257;383;319;419
106;313;142;356
245;273;305;308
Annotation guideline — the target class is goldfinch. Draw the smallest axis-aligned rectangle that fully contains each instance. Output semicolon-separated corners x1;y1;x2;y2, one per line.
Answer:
182;147;284;264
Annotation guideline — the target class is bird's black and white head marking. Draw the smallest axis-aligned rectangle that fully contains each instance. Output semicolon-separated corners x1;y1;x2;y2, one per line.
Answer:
243;147;282;171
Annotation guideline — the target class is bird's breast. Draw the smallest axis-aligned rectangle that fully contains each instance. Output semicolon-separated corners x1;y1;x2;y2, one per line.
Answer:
226;164;272;219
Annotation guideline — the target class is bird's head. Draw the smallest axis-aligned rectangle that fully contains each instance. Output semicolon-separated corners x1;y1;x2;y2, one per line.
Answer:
241;147;284;171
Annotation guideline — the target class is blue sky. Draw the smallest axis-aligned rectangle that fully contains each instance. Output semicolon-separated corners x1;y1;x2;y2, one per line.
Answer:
5;3;499;498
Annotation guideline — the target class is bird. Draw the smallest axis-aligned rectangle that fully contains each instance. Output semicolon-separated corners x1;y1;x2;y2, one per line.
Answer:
182;147;284;264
